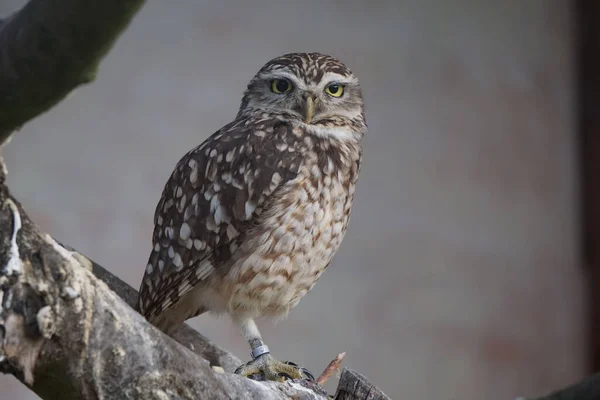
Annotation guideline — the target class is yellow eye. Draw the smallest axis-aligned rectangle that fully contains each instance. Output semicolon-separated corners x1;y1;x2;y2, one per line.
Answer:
271;79;293;94
325;83;344;97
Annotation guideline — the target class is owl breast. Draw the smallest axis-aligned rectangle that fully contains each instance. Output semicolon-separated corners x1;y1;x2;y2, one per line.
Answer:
217;135;361;317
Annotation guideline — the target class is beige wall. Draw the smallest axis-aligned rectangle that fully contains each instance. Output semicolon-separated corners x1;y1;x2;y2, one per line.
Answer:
0;1;583;399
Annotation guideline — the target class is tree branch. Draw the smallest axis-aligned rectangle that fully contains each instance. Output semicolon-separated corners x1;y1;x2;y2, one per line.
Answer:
0;182;332;399
517;373;600;400
334;369;390;400
57;240;243;373
0;0;145;142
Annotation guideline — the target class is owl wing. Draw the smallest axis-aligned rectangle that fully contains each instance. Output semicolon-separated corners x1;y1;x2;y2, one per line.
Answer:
136;119;303;322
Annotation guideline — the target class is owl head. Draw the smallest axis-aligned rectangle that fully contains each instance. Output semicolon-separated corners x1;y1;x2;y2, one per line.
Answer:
238;52;366;140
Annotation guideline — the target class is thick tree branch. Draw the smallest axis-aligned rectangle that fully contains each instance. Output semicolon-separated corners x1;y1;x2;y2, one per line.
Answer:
517;373;600;400
0;177;334;399
0;0;145;142
57;240;243;373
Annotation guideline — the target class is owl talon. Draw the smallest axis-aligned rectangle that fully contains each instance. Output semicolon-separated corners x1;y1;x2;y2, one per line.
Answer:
235;354;314;382
280;360;316;382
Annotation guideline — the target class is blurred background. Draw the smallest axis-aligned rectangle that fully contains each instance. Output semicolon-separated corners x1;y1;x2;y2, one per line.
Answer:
0;0;592;399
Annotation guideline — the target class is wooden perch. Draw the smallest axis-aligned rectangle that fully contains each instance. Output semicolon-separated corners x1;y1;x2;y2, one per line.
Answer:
0;189;333;399
0;167;388;399
59;240;243;373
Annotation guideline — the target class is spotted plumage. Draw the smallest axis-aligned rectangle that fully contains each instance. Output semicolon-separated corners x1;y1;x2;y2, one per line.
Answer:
136;52;366;380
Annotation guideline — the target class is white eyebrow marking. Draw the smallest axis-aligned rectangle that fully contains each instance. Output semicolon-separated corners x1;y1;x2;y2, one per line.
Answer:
258;71;306;90
319;72;358;87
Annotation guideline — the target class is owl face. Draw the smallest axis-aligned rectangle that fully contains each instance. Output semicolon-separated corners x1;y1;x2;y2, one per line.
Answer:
238;53;366;139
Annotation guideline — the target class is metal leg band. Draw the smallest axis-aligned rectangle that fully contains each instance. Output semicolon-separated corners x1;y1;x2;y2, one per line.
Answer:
251;344;270;359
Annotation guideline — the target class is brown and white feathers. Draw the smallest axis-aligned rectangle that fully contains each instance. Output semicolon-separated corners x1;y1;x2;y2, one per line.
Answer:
136;52;366;333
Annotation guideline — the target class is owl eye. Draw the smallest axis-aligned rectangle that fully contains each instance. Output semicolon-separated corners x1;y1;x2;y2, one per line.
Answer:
270;79;293;94
325;83;344;97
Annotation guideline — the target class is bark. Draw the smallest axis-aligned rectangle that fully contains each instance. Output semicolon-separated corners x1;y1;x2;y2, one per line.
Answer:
0;0;144;142
519;373;600;400
0;182;333;399
0;176;383;399
334;369;390;400
59;241;243;373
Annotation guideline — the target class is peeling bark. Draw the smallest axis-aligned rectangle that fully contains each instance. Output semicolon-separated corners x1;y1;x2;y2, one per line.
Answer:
57;240;243;373
0;181;388;400
0;184;334;399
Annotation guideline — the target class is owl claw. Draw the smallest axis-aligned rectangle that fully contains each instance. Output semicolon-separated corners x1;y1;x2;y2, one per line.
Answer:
234;354;314;382
281;360;315;382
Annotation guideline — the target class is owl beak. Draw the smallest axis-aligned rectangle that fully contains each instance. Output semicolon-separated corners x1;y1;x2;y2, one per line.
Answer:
304;96;315;124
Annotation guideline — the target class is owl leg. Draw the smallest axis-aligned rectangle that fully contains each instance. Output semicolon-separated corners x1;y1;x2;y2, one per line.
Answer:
233;317;315;382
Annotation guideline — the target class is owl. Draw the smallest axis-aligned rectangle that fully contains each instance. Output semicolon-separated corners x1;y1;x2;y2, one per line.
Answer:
136;52;366;381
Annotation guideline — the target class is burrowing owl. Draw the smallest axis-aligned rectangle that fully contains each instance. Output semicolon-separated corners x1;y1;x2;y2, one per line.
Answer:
136;52;366;380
